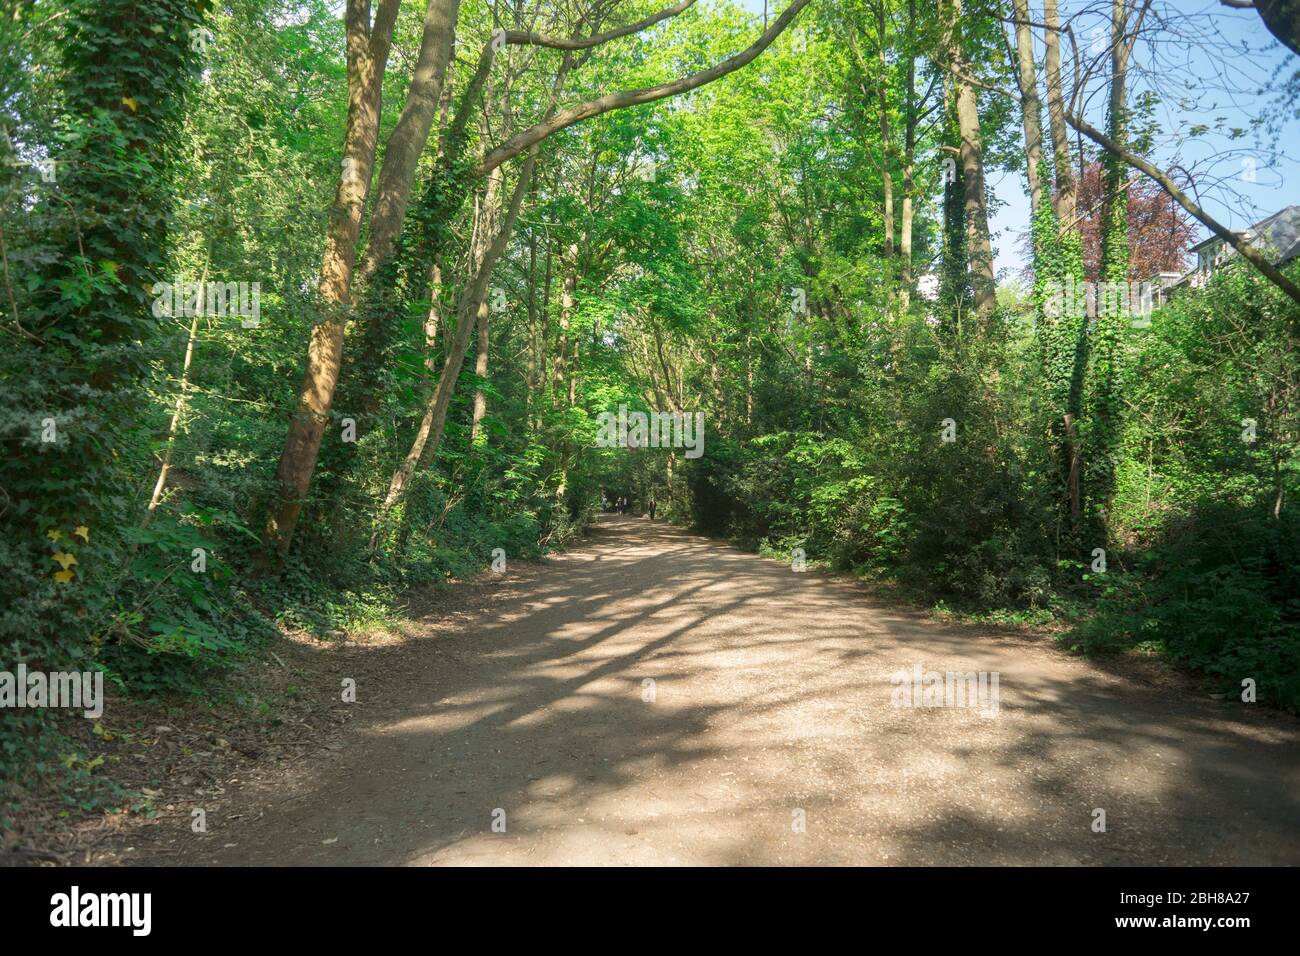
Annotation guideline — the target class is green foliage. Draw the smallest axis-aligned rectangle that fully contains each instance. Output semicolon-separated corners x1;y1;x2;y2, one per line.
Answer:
1067;503;1300;711
2;0;213;785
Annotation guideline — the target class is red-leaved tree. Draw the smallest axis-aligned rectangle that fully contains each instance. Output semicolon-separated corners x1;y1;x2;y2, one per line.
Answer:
1075;160;1196;282
1018;160;1196;284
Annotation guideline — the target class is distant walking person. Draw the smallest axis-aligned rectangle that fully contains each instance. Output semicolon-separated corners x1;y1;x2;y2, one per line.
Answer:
648;498;657;521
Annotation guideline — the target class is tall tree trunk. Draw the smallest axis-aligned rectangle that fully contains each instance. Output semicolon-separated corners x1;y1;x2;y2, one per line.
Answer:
899;0;917;312
147;168;216;526
427;164;502;453
263;0;400;561
541;239;552;405
568;333;580;407
355;0;463;284
1010;0;1045;219
526;232;539;429
1099;0;1131;287
1041;0;1086;534
745;330;754;426
7;0;206;627
938;82;970;334
1043;0;1077;226
945;0;996;321
1087;0;1133;536
876;1;894;262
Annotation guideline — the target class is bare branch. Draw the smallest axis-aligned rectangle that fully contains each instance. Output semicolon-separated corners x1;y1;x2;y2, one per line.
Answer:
476;0;813;177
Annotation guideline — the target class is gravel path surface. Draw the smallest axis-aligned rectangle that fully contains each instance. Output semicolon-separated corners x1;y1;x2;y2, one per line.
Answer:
132;515;1300;865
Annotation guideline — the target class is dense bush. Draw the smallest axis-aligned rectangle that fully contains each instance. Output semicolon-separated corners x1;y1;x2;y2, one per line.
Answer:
677;265;1300;711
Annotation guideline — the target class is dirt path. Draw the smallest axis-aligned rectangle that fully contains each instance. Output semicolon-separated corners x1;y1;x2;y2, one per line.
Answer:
129;515;1300;865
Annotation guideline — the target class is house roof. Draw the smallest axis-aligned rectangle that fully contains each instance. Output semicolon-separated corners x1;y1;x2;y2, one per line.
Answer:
1189;205;1300;263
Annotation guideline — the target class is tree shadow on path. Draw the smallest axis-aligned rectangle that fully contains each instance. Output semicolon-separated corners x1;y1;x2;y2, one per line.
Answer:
147;516;1300;866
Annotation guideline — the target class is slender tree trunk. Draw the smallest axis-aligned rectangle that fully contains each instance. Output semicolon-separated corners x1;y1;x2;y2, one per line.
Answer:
1100;0;1131;286
553;239;582;507
1016;0;1079;541
469;298;490;444
541;240;552;403
428;165;501;453
554;245;576;398
147;175;215;525
938;82;970;334
1040;0;1086;535
144;313;200;526
425;260;443;374
1274;448;1285;520
568;332;580;407
526;233;538;429
745;330;754;426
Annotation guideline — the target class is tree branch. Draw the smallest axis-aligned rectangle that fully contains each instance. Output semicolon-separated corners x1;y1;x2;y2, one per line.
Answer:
504;0;698;50
475;0;813;177
1067;110;1300;307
